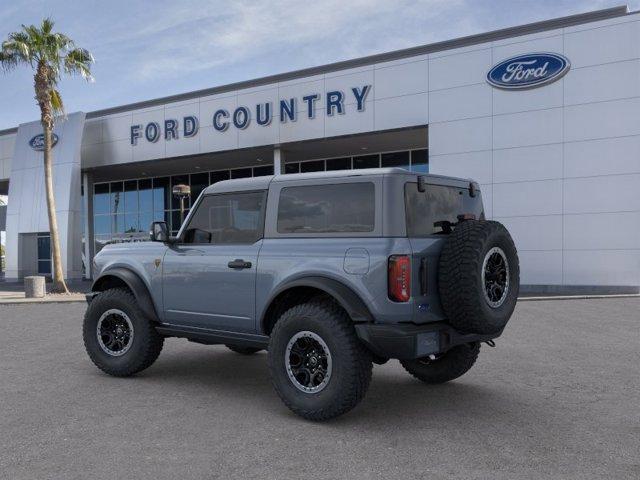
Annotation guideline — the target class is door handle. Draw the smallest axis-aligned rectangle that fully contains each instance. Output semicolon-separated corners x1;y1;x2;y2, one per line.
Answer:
228;259;252;269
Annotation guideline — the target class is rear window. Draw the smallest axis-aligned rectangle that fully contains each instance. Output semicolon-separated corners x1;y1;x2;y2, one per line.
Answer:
277;183;375;234
405;182;480;236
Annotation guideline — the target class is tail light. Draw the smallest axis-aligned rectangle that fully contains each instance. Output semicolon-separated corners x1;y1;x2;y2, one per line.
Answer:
388;255;411;302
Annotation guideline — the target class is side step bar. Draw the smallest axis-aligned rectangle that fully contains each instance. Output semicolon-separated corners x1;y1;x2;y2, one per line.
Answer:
155;323;269;349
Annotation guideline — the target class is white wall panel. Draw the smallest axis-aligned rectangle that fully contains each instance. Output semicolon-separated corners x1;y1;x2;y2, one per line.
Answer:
429;150;492;184
564;97;640;142
373;93;428;131
564;211;640;250
564;20;640;68
374;60;428;100
564;135;640;178
278;78;325;111
102;139;133;165
518;250;563;285
493;143;563;183
429;48;492;91
563;250;640;286
102;114;133;142
429;116;491;155
493;180;563;217
496;215;563;251
564;59;640;106
493;108;563;149
279;110;325;143
563;174;640;214
480;183;492;219
325;102;374;137
324;69;374;107
493;80;563;115
199;125;238;153
428;83;492;123
492;32;563;59
82;120;103;145
199;94;237;129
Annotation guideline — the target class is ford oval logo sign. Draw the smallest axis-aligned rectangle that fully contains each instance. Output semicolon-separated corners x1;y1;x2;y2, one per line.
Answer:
487;53;570;90
29;133;59;151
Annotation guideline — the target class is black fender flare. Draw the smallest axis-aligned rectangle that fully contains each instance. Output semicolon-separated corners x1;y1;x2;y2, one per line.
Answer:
91;267;160;322
260;276;374;332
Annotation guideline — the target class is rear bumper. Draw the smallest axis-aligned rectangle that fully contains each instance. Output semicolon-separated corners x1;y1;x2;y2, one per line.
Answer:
355;322;502;360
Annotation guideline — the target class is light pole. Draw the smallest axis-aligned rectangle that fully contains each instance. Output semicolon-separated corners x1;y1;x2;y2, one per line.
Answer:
172;184;191;227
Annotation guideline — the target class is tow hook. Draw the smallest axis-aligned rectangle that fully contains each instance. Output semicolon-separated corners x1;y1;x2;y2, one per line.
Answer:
484;340;496;348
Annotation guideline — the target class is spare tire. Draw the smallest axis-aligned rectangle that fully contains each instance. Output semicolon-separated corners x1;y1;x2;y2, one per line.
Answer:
438;220;519;334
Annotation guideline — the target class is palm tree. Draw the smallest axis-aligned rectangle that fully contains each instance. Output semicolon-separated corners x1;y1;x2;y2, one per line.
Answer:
0;18;93;293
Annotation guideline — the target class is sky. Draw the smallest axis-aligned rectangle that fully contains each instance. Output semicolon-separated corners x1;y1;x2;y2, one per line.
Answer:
0;0;639;130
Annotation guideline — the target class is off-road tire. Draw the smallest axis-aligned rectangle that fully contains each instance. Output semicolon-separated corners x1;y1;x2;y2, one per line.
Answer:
83;288;164;377
400;342;480;384
268;300;372;421
226;345;262;355
438;220;519;334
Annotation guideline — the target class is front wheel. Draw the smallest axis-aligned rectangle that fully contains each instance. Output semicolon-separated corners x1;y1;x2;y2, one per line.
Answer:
268;301;372;421
400;342;480;384
83;288;164;377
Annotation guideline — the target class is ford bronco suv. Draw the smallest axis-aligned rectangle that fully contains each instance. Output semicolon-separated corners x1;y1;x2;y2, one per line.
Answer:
84;168;519;421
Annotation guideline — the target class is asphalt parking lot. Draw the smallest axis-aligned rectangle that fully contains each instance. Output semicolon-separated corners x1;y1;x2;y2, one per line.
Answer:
1;298;639;480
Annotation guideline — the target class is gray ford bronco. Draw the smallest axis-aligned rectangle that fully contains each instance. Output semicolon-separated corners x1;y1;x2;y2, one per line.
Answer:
84;168;519;421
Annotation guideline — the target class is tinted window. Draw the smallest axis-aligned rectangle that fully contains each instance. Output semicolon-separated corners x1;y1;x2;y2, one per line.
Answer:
405;182;480;236
277;183;375;234
183;192;265;244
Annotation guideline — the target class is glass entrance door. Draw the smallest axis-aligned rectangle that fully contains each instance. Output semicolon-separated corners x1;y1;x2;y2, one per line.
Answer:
37;233;51;275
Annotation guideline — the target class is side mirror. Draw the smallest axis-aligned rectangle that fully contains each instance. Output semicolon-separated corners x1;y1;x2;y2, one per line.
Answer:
150;221;169;242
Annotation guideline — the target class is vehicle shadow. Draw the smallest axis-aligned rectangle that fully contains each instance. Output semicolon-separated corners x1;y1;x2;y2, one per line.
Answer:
127;343;539;429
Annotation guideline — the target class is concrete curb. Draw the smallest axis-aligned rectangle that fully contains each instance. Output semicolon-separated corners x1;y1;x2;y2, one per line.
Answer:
518;294;640;302
0;295;86;305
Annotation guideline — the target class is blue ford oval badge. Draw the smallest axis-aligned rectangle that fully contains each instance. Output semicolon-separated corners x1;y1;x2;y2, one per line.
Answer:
487;53;570;90
29;133;59;151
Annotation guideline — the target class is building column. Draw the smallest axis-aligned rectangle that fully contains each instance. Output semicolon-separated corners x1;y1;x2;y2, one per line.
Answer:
82;172;93;279
274;146;285;175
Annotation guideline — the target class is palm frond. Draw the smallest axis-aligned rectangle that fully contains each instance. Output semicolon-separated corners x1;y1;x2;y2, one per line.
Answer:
64;47;94;81
50;88;64;116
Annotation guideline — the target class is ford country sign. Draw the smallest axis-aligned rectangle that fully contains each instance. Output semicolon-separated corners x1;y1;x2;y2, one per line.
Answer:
487;53;570;90
29;133;59;151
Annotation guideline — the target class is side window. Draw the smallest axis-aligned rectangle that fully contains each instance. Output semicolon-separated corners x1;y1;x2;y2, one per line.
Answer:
277;182;375;234
183;191;265;244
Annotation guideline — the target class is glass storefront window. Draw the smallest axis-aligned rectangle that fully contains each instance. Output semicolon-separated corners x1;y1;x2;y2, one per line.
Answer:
124;180;138;213
231;168;252;179
381;151;410;170
253;165;274;176
210;170;230;184
284;163;300;174
326;158;351;171
110;182;123;215
353;154;380;169
300;160;325;172
94;183;110;215
411;149;429;173
190;172;209;202
94;215;111;235
138;179;153;213
153;177;170;212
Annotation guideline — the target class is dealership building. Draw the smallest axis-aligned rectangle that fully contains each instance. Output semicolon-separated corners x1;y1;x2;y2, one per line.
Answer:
0;5;638;293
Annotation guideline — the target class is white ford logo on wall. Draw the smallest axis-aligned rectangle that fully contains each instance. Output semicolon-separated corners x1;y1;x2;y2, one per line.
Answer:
29;133;59;151
487;53;570;90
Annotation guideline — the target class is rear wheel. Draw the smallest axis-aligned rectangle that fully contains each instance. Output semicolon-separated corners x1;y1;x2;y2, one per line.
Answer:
225;345;262;355
83;288;164;377
400;342;480;384
268;300;372;421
